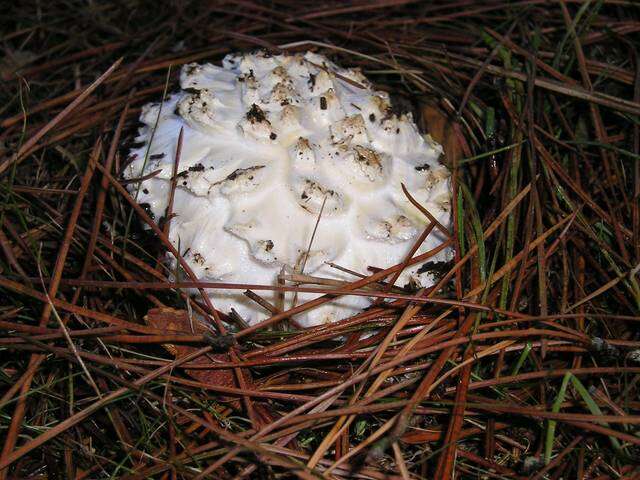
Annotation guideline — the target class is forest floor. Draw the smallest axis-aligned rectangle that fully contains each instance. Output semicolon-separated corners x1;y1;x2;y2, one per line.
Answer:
1;1;640;478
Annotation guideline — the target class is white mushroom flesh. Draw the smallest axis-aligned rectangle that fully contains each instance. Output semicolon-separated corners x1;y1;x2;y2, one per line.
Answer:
125;51;452;327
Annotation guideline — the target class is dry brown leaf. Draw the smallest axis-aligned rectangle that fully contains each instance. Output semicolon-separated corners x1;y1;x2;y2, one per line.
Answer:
421;104;463;166
145;307;236;390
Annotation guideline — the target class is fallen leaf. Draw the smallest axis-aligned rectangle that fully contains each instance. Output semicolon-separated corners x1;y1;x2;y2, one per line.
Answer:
421;104;463;166
145;307;236;390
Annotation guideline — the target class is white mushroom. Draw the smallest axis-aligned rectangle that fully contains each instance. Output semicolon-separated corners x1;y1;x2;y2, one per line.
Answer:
125;50;451;327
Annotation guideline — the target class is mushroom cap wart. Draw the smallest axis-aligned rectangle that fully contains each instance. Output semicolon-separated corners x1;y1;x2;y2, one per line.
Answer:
125;50;452;328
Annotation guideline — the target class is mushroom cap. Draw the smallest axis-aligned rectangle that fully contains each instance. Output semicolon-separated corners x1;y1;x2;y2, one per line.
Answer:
125;50;451;327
